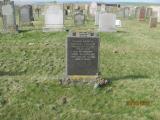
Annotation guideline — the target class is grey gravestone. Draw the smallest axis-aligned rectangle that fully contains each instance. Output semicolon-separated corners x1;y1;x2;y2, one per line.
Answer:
123;7;130;18
116;8;123;18
19;5;34;26
0;1;3;16
149;17;157;28
130;7;136;17
2;1;18;33
95;11;100;26
66;32;99;80
152;11;158;18
146;8;152;18
74;13;85;26
135;7;140;18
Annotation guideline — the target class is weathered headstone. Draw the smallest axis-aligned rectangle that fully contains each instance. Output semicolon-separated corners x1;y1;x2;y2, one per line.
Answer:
95;11;100;26
152;7;160;23
116;8;123;18
149;17;157;28
19;5;34;26
43;4;64;32
66;32;100;81
2;1;18;33
146;8;152;18
99;13;116;32
157;8;160;23
138;7;146;21
84;4;89;15
152;11;158;17
89;2;97;17
135;7;140;18
130;7;136;17
123;7;130;18
101;4;106;12
74;13;85;26
0;1;3;16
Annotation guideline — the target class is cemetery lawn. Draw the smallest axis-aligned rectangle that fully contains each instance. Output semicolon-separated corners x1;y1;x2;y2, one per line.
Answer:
0;19;160;120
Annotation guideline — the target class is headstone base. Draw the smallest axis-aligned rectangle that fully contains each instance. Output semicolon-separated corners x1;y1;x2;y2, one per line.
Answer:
63;75;99;85
68;75;98;81
43;25;64;32
99;27;117;32
21;23;33;27
2;25;18;33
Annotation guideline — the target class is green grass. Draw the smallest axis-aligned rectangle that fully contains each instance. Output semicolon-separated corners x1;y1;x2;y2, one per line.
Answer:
0;17;160;120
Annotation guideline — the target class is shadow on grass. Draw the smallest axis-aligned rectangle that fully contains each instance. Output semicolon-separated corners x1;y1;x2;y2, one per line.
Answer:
0;71;26;76
19;30;32;33
117;30;128;33
107;75;149;81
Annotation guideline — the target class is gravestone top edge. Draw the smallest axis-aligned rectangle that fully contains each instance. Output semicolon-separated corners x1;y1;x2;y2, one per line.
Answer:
68;32;99;38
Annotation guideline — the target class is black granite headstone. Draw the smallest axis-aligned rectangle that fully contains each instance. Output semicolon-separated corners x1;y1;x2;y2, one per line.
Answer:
67;32;99;76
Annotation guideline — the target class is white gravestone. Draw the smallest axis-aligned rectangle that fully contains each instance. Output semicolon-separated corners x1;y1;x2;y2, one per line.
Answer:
99;13;116;32
157;8;160;23
89;2;97;17
116;20;122;28
101;4;106;12
43;4;64;32
152;7;160;22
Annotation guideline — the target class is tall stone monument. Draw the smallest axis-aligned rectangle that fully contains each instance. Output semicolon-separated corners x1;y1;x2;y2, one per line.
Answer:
1;0;18;33
99;13;116;32
19;5;34;26
66;32;100;81
43;4;64;32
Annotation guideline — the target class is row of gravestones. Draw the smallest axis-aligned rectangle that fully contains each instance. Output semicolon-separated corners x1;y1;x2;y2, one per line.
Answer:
0;2;86;33
0;1;34;33
0;1;157;34
43;4;86;32
116;7;153;19
136;7;158;28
